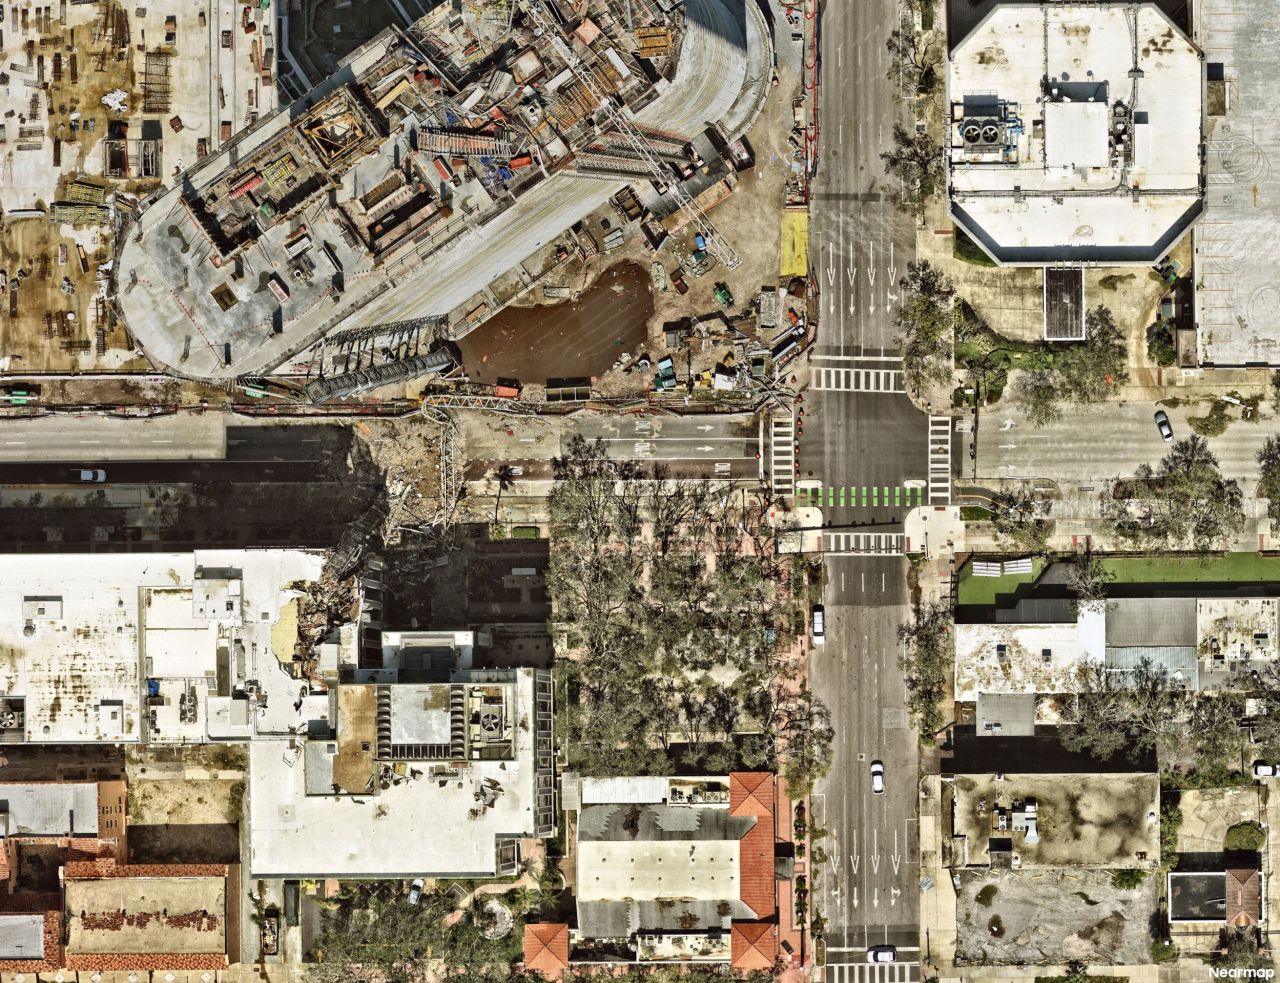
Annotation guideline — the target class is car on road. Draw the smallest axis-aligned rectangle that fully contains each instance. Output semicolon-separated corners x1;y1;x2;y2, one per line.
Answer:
1254;761;1278;779
867;945;896;963
74;469;106;482
811;605;825;645
1154;409;1174;442
870;759;885;794
407;878;424;905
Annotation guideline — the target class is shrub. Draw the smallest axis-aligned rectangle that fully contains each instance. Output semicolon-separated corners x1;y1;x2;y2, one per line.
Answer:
1224;821;1266;853
1110;868;1146;890
1146;322;1177;366
1151;940;1179;964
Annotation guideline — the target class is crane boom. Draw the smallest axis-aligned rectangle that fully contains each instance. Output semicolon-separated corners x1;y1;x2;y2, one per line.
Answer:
523;0;741;269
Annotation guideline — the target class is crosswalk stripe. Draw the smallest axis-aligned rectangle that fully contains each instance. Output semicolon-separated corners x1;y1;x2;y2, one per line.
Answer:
821;532;905;556
811;366;907;393
928;415;953;504
769;411;795;493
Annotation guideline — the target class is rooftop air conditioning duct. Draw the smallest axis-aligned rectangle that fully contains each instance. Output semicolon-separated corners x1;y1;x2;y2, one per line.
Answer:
981;124;1001;143
962;123;982;143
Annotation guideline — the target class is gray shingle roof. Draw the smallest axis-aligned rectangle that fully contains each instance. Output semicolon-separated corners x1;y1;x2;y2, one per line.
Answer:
1105;597;1197;647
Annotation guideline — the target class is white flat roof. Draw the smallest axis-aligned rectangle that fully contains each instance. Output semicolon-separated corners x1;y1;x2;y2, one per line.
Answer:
0;550;324;743
1044;102;1109;170
247;669;543;878
955;608;1105;701
577;840;740;902
949;3;1202;259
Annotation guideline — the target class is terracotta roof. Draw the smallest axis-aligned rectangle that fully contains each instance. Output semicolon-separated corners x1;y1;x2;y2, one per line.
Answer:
730;772;776;920
63;953;229;971
1226;868;1261;927
731;920;778;971
64;859;229;879
523;922;569;979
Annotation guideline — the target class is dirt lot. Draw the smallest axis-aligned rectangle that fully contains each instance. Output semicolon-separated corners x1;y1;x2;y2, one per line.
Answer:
457;262;653;385
955;867;1159;966
952;773;1161;868
126;777;243;864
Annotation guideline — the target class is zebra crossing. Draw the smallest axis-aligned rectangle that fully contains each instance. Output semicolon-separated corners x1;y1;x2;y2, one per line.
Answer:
824;959;920;983
928;415;953;504
822;531;905;555
812;366;906;393
801;485;927;509
769;412;796;493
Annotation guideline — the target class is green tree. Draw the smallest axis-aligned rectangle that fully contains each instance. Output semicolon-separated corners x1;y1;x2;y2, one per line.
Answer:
1054;306;1129;404
1271;369;1280;413
895;260;955;396
1059;662;1134;761
988;487;1054;555
1146;322;1177;366
881;123;945;218
1013;368;1062;426
1064;552;1112;612
1250;662;1280;761
1257;435;1280;525
1160;797;1183;870
1105;435;1245;552
1215;927;1272;970
776;685;835;797
897;602;953;742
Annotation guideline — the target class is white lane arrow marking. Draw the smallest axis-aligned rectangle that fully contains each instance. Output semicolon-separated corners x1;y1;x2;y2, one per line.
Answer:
892;829;902;876
852;885;859;909
826;244;836;286
871;828;880;875
696;445;714;453
697;424;714;432
888;241;898;283
873;887;880;908
890;886;901;907
847;264;857;287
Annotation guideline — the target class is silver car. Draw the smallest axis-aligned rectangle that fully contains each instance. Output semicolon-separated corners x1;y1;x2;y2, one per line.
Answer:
1154;410;1173;442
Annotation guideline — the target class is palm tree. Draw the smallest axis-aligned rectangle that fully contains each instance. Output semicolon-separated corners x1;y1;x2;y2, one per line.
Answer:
493;464;517;523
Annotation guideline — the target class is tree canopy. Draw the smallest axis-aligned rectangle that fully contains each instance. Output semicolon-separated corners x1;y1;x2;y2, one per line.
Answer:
895;259;955;396
547;437;830;788
897;601;953;742
1104;435;1245;552
881;123;945;218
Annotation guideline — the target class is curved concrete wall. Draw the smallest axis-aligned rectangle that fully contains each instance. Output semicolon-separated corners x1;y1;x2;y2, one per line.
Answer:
116;0;772;380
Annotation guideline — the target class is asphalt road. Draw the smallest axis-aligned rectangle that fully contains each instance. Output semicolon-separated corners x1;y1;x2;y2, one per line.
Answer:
806;0;927;970
0;414;227;461
461;412;762;481
0;423;353;485
974;400;1280;485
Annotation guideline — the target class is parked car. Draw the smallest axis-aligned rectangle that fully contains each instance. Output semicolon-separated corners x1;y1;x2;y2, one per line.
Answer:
74;469;106;482
811;604;825;645
1253;761;1278;779
870;760;885;795
868;945;896;963
407;878;424;905
1154;410;1174;442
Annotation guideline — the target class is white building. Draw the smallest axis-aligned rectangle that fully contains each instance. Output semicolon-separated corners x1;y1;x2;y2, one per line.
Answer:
0;551;324;744
947;3;1204;266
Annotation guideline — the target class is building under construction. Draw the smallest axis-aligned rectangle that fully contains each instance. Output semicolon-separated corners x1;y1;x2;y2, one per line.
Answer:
115;0;773;382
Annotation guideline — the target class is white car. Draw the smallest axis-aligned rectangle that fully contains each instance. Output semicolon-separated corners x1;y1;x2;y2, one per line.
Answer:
1254;761;1278;779
407;878;424;905
870;760;885;795
868;945;896;963
811;605;825;645
74;468;106;482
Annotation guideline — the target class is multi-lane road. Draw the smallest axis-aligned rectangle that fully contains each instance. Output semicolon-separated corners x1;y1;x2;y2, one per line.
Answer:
804;0;933;975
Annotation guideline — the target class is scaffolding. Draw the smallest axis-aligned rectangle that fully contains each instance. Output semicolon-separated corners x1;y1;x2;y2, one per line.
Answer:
142;50;172;113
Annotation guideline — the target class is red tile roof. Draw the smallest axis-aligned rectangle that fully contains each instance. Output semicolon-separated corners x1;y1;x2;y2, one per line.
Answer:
731;920;779;971
523;922;569;979
1226;868;1261;927
64;859;229;879
730;771;776;920
64;953;229;971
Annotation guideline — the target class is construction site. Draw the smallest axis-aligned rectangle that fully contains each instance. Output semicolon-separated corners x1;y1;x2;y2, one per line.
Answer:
0;0;277;370
114;0;775;385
